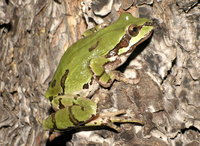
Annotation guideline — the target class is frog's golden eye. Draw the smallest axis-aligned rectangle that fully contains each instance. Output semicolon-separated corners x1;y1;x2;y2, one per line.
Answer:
128;24;139;37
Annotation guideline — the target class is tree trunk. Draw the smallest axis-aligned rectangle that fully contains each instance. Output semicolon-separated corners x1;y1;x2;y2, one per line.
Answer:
0;0;199;146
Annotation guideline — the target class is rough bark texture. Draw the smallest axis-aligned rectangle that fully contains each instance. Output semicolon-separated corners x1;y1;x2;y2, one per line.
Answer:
0;0;199;146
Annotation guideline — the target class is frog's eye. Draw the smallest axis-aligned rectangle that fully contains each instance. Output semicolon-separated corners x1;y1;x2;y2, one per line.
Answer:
128;24;139;37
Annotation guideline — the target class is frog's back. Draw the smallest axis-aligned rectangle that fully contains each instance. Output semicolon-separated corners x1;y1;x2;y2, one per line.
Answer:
45;13;146;98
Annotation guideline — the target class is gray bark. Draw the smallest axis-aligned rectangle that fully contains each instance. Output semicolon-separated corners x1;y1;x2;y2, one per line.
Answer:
0;0;199;146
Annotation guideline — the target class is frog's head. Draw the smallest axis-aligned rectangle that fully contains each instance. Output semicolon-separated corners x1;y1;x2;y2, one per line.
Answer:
106;13;153;57
119;13;153;54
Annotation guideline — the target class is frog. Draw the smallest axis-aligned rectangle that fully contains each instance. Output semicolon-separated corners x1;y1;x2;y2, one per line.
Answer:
43;12;153;131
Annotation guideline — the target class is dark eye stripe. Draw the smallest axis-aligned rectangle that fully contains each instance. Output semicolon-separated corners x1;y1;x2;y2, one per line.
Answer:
105;34;131;58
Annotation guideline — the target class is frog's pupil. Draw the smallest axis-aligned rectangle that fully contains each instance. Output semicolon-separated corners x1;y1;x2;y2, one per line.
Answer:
132;27;138;33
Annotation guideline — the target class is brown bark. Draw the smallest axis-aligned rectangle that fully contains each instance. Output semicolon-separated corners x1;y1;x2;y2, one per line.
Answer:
0;0;199;146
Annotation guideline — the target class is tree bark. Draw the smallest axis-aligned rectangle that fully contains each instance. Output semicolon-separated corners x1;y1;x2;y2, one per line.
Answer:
0;0;199;146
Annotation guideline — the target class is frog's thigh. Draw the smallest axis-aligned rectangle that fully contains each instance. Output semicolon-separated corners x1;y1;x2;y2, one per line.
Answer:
90;56;113;87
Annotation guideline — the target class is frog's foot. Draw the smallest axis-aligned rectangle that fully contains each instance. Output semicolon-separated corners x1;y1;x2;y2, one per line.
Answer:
90;56;140;87
110;68;140;84
85;110;144;132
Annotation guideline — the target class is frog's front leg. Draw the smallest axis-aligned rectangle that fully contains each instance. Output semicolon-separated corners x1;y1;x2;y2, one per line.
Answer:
90;56;140;87
90;56;114;87
109;68;140;84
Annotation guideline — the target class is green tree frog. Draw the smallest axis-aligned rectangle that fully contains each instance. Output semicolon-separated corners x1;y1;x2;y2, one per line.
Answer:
43;12;153;131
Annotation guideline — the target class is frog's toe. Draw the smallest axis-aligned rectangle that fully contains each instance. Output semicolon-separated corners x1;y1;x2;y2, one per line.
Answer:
110;69;140;84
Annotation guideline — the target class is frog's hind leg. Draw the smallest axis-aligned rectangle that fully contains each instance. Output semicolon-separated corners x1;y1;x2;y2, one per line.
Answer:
85;109;144;132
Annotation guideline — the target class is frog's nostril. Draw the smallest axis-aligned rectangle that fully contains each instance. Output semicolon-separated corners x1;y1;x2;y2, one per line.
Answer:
144;21;154;26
